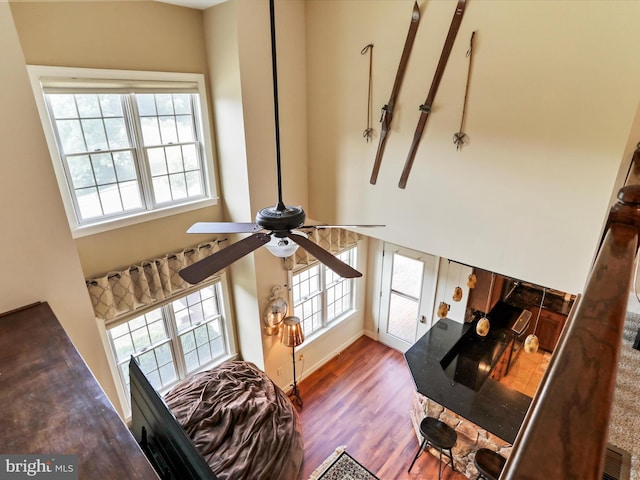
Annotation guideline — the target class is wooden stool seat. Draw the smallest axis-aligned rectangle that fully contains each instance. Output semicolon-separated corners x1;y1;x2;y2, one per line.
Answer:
474;448;506;480
408;417;457;480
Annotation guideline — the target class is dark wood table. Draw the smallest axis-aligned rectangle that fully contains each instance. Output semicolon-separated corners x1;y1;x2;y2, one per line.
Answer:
0;302;159;479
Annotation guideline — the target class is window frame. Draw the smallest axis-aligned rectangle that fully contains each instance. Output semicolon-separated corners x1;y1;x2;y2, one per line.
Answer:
27;65;218;238
100;274;237;416
289;246;358;341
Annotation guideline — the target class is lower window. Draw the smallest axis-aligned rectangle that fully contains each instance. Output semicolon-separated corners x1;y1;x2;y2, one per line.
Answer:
290;247;357;337
106;279;234;404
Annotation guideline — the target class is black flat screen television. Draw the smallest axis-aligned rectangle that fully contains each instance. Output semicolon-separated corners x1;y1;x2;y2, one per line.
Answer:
129;357;218;480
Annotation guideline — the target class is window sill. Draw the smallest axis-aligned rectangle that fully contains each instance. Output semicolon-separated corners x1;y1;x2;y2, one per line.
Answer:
71;196;219;239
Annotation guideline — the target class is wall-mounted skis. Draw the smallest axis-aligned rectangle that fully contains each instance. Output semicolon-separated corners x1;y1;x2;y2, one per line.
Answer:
369;2;420;185
398;0;467;189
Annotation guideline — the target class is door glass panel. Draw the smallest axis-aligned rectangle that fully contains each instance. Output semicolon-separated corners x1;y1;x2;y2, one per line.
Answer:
387;253;424;342
388;293;419;342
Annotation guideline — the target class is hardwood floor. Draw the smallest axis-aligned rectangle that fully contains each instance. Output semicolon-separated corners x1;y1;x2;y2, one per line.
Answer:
294;335;468;480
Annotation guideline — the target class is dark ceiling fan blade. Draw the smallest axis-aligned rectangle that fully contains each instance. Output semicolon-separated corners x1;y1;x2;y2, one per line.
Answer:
179;233;271;284
288;232;362;279
300;224;385;229
186;222;263;234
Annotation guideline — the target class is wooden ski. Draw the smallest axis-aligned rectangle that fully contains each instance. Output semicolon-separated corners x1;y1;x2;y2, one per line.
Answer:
398;0;467;189
370;2;421;185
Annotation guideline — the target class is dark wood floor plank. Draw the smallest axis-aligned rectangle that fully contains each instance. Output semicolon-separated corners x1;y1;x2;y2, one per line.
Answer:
295;336;468;480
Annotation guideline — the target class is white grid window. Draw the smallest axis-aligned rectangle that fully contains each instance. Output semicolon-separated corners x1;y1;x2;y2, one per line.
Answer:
291;247;356;337
46;91;205;223
27;66;217;237
173;286;225;373
106;280;233;402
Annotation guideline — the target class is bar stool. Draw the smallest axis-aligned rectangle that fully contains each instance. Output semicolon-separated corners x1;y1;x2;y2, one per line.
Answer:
408;417;457;480
474;448;506;480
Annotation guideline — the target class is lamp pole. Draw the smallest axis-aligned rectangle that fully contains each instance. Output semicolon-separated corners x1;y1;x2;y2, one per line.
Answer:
290;344;303;407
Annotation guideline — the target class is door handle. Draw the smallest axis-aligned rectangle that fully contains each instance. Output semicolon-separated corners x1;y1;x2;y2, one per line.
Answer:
418;315;427;324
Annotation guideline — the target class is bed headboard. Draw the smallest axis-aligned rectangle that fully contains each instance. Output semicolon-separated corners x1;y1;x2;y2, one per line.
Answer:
129;357;218;480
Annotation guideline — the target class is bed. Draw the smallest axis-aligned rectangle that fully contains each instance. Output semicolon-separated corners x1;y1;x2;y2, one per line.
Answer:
129;358;303;480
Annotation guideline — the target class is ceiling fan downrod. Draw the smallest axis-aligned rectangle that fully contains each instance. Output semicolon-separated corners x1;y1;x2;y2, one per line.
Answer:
257;0;307;233
269;0;286;213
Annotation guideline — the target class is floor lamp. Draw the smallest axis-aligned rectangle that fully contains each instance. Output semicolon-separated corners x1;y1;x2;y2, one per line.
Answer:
281;316;304;407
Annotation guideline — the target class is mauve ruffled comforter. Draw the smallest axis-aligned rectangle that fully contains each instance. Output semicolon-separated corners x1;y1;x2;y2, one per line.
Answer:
164;361;303;480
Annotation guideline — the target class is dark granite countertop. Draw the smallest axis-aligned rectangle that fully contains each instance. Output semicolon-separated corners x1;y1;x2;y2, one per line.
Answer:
404;318;532;444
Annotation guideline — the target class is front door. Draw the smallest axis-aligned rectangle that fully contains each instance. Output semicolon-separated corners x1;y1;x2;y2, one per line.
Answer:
378;244;438;352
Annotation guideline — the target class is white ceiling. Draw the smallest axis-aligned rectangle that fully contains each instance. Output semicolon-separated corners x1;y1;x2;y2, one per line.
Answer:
9;0;226;8
155;0;226;10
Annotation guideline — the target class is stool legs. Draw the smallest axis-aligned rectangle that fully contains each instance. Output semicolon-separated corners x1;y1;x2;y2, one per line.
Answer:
408;438;427;473
407;440;456;479
437;447;456;480
447;448;456;471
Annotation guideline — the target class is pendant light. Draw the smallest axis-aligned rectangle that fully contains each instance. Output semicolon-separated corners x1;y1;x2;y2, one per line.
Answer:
437;260;451;319
475;272;495;337
452;263;463;302
524;288;546;354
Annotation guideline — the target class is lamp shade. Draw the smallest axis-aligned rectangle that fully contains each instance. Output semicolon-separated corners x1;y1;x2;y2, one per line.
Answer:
525;287;545;354
476;317;490;337
524;334;539;354
281;316;304;347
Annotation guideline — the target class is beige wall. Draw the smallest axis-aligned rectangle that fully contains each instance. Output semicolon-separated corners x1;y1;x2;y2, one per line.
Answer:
10;1;208;73
0;1;120;412
305;0;640;294
202;0;263;371
7;0;226;412
10;0;224;278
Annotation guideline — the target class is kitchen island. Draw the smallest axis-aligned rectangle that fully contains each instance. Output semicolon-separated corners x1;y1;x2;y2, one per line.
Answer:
405;317;532;477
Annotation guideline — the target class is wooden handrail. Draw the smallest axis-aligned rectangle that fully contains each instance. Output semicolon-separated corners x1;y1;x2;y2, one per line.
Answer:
502;185;640;479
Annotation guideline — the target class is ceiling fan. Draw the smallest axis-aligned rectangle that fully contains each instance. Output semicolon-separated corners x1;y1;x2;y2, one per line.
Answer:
179;0;382;285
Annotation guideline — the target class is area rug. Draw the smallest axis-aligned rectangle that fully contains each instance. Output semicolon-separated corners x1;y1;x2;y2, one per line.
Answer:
308;446;379;480
608;311;640;480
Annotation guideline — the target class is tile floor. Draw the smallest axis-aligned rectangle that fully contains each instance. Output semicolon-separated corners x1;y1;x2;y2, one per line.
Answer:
493;290;639;399
499;349;551;397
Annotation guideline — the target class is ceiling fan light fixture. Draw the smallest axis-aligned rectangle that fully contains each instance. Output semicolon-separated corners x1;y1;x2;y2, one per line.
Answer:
266;230;307;258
